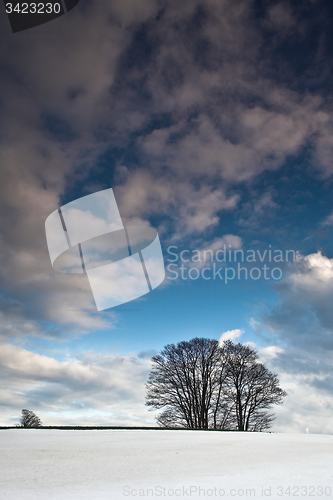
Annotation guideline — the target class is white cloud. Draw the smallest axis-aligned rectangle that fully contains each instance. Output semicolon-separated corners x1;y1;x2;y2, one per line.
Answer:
202;235;243;253
116;170;239;238
272;372;333;435
0;341;153;426
251;251;333;433
219;329;244;343
184;235;242;269
322;212;333;226
258;251;333;344
258;345;284;362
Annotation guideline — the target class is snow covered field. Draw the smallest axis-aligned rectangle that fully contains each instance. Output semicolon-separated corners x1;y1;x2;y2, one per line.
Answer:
0;429;332;500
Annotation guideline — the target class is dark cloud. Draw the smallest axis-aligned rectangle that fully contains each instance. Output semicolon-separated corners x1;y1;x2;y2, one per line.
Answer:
137;349;157;359
261;252;333;349
253;252;333;433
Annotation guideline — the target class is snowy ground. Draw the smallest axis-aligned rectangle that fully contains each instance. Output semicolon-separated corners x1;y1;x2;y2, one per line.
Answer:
0;430;332;499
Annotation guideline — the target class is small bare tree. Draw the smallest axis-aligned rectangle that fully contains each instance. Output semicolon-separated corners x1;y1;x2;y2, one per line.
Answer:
19;409;42;428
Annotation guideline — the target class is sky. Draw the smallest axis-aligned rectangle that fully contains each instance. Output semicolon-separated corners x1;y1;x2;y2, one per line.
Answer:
1;0;333;433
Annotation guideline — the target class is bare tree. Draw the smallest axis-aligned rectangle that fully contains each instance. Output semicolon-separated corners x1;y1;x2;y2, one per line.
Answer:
146;338;229;429
146;338;286;431
19;409;42;428
223;342;287;431
250;411;275;432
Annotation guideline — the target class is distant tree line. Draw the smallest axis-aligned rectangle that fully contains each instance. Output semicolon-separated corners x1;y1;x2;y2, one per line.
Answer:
146;338;286;431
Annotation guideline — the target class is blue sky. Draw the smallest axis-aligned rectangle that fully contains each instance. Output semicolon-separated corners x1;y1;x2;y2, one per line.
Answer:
1;0;333;432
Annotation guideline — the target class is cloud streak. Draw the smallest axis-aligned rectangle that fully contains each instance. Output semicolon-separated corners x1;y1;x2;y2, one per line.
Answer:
0;340;153;426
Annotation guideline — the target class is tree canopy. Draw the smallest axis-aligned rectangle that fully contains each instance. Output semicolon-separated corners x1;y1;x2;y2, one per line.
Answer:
146;338;286;431
19;409;42;428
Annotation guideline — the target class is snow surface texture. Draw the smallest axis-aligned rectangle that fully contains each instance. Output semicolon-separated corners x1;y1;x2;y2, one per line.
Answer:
0;430;332;499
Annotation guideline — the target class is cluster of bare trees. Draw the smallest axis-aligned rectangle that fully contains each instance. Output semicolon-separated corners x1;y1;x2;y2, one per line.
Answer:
146;338;286;431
